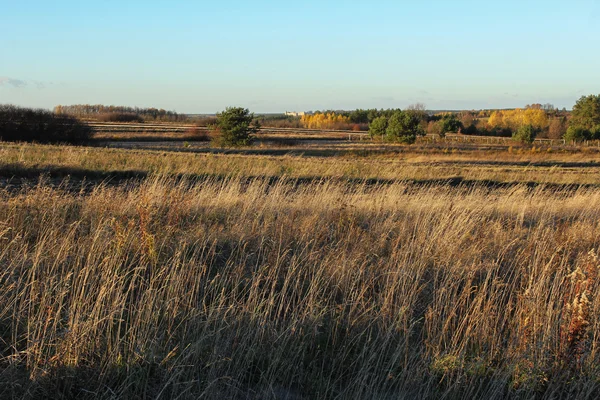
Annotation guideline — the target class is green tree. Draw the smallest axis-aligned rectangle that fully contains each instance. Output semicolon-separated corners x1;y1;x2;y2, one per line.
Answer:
213;107;259;147
368;116;388;139
438;115;464;138
564;126;589;144
512;124;537;144
385;111;425;144
571;94;600;131
348;109;369;124
405;103;428;123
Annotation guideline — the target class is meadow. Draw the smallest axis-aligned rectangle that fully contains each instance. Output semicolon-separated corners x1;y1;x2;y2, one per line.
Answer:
1;133;600;399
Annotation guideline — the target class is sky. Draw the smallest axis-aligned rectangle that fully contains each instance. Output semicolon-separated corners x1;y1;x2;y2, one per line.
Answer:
1;0;599;113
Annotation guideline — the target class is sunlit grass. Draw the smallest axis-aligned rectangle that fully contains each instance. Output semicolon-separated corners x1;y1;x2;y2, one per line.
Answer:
2;142;600;185
1;175;599;398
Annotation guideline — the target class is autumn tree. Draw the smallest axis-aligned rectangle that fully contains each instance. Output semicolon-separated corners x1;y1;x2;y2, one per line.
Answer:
301;112;350;129
547;117;567;139
487;108;548;132
213;107;259;147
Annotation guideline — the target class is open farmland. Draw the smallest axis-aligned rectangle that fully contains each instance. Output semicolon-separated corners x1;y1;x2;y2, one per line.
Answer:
1;126;600;399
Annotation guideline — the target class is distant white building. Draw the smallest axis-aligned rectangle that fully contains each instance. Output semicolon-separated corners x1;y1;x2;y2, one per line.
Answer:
285;111;306;117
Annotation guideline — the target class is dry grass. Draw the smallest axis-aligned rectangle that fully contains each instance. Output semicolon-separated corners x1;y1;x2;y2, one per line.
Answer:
2;139;600;398
1;174;600;399
3;142;600;186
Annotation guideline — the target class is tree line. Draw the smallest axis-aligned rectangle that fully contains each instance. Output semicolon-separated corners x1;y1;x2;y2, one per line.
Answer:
0;105;92;144
54;104;188;123
303;96;599;144
1;95;599;146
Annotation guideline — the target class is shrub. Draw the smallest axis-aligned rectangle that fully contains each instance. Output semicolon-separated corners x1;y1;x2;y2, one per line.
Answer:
512;124;537;144
368;116;388;138
212;107;259;147
192;116;218;127
461;123;479;135
427;120;442;137
185;125;211;141
438;115;464;138
0;104;92;144
564;126;589;144
385;111;425;144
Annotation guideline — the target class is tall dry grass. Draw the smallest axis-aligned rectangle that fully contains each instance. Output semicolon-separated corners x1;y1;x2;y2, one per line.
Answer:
1;176;599;398
3;142;600;185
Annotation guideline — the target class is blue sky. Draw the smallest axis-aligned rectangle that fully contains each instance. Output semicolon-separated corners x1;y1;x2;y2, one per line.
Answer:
1;0;599;113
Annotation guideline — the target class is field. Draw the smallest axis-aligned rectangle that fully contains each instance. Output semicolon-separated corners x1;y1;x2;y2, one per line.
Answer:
1;126;600;399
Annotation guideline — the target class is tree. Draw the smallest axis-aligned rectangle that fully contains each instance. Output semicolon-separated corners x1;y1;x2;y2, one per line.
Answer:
213;107;259;147
512;124;537;144
406;103;427;119
571;95;600;131
0;104;92;144
368;116;388;139
547;117;567;139
564;126;589;144
487;108;548;132
348;109;369;124
438;115;463;137
301;112;350;129
385;111;425;144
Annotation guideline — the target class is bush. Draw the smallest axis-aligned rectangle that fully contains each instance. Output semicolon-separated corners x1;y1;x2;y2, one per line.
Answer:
212;107;260;147
368;116;388;138
184;125;211;141
192;116;219;127
0;104;92;144
564;126;589;144
461;123;479;135
512;124;537;144
385;111;425;144
427;120;442;136
438;115;464;138
97;112;144;123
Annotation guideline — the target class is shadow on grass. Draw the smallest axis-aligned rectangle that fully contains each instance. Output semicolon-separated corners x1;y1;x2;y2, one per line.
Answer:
1;164;598;194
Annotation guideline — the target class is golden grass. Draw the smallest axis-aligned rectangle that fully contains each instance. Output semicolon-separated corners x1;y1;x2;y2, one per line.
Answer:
2;142;600;185
1;175;600;398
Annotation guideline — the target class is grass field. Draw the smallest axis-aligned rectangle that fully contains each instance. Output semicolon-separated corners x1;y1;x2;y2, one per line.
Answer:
1;133;600;399
2;140;600;186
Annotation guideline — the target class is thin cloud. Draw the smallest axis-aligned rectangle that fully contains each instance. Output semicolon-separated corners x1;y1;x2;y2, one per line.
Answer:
0;77;27;88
